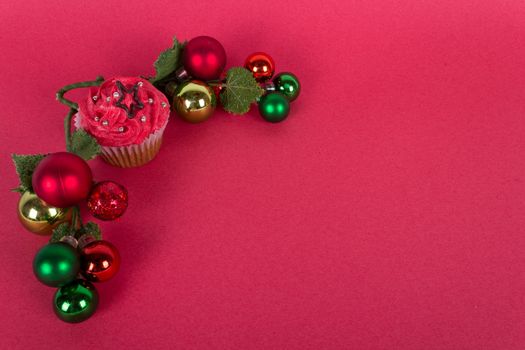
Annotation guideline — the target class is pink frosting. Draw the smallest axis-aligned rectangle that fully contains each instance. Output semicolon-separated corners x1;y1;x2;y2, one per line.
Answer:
77;77;170;147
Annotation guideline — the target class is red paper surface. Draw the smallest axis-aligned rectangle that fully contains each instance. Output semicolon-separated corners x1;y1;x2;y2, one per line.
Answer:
1;1;524;349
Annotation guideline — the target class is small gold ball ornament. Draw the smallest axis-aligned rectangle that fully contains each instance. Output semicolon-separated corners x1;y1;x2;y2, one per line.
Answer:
17;191;72;235
173;80;216;123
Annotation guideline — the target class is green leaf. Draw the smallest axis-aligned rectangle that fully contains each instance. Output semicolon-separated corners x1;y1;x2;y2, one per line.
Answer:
150;36;185;84
78;222;102;241
11;154;46;192
220;67;264;115
51;221;103;243
69;129;101;160
50;223;72;243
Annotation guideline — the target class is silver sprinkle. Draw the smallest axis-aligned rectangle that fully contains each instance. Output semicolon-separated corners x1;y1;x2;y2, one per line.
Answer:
140;115;147;122
106;96;111;102
148;98;154;104
113;91;120;98
161;102;167;108
102;120;109;126
137;81;144;87
92;96;98;101
118;126;125;132
94;116;100;122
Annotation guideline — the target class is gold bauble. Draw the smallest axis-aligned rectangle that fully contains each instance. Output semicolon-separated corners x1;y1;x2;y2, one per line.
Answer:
17;191;72;235
173;80;216;123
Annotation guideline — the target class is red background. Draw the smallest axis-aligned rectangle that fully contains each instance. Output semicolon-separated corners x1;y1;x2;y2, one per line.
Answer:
1;0;524;349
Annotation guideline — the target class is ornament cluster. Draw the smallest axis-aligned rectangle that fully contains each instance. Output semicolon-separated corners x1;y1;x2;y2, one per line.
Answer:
245;52;301;123
12;34;301;323
16;152;127;322
152;36;301;123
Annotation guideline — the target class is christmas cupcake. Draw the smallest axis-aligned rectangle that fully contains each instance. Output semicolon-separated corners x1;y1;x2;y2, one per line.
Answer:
76;77;170;167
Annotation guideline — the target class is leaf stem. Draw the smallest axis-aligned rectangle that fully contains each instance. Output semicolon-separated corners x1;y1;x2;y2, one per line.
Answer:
77;207;83;227
70;206;78;233
64;108;76;151
70;206;83;232
56;76;105;109
206;79;226;87
57;79;100;238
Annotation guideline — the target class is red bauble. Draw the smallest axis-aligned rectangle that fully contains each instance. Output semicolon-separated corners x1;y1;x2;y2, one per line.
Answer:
212;71;227;97
32;152;93;208
182;36;226;81
87;181;128;221
80;240;120;282
244;52;275;82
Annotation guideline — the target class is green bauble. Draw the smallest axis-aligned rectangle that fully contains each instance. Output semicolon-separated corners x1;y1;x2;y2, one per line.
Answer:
53;279;99;323
33;243;79;287
273;72;301;101
258;92;290;123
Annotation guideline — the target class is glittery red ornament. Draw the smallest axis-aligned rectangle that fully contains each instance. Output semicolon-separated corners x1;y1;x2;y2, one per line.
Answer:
32;152;93;208
80;239;120;282
87;181;128;220
244;52;275;82
182;36;227;80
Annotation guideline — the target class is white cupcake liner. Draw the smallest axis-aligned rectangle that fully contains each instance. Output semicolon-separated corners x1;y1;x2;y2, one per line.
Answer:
75;114;168;168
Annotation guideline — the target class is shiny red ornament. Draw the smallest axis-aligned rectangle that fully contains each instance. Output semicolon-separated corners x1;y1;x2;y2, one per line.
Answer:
80;240;120;282
32;152;93;208
212;71;227;97
182;36;227;81
87;181;128;221
244;52;275;82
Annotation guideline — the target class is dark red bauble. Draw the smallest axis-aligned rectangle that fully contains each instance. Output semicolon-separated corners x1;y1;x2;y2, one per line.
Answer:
80;240;120;282
32;152;93;208
244;52;275;82
182;36;227;81
87;181;128;221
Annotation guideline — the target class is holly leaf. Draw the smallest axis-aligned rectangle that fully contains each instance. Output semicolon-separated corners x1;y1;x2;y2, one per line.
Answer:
50;223;72;243
220;67;264;115
11;154;46;192
69;129;101;160
77;222;102;241
150;36;185;84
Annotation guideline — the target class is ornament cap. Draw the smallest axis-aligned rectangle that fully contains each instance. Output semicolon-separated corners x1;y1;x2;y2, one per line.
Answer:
60;235;78;248
78;234;96;249
175;67;190;82
261;81;276;92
